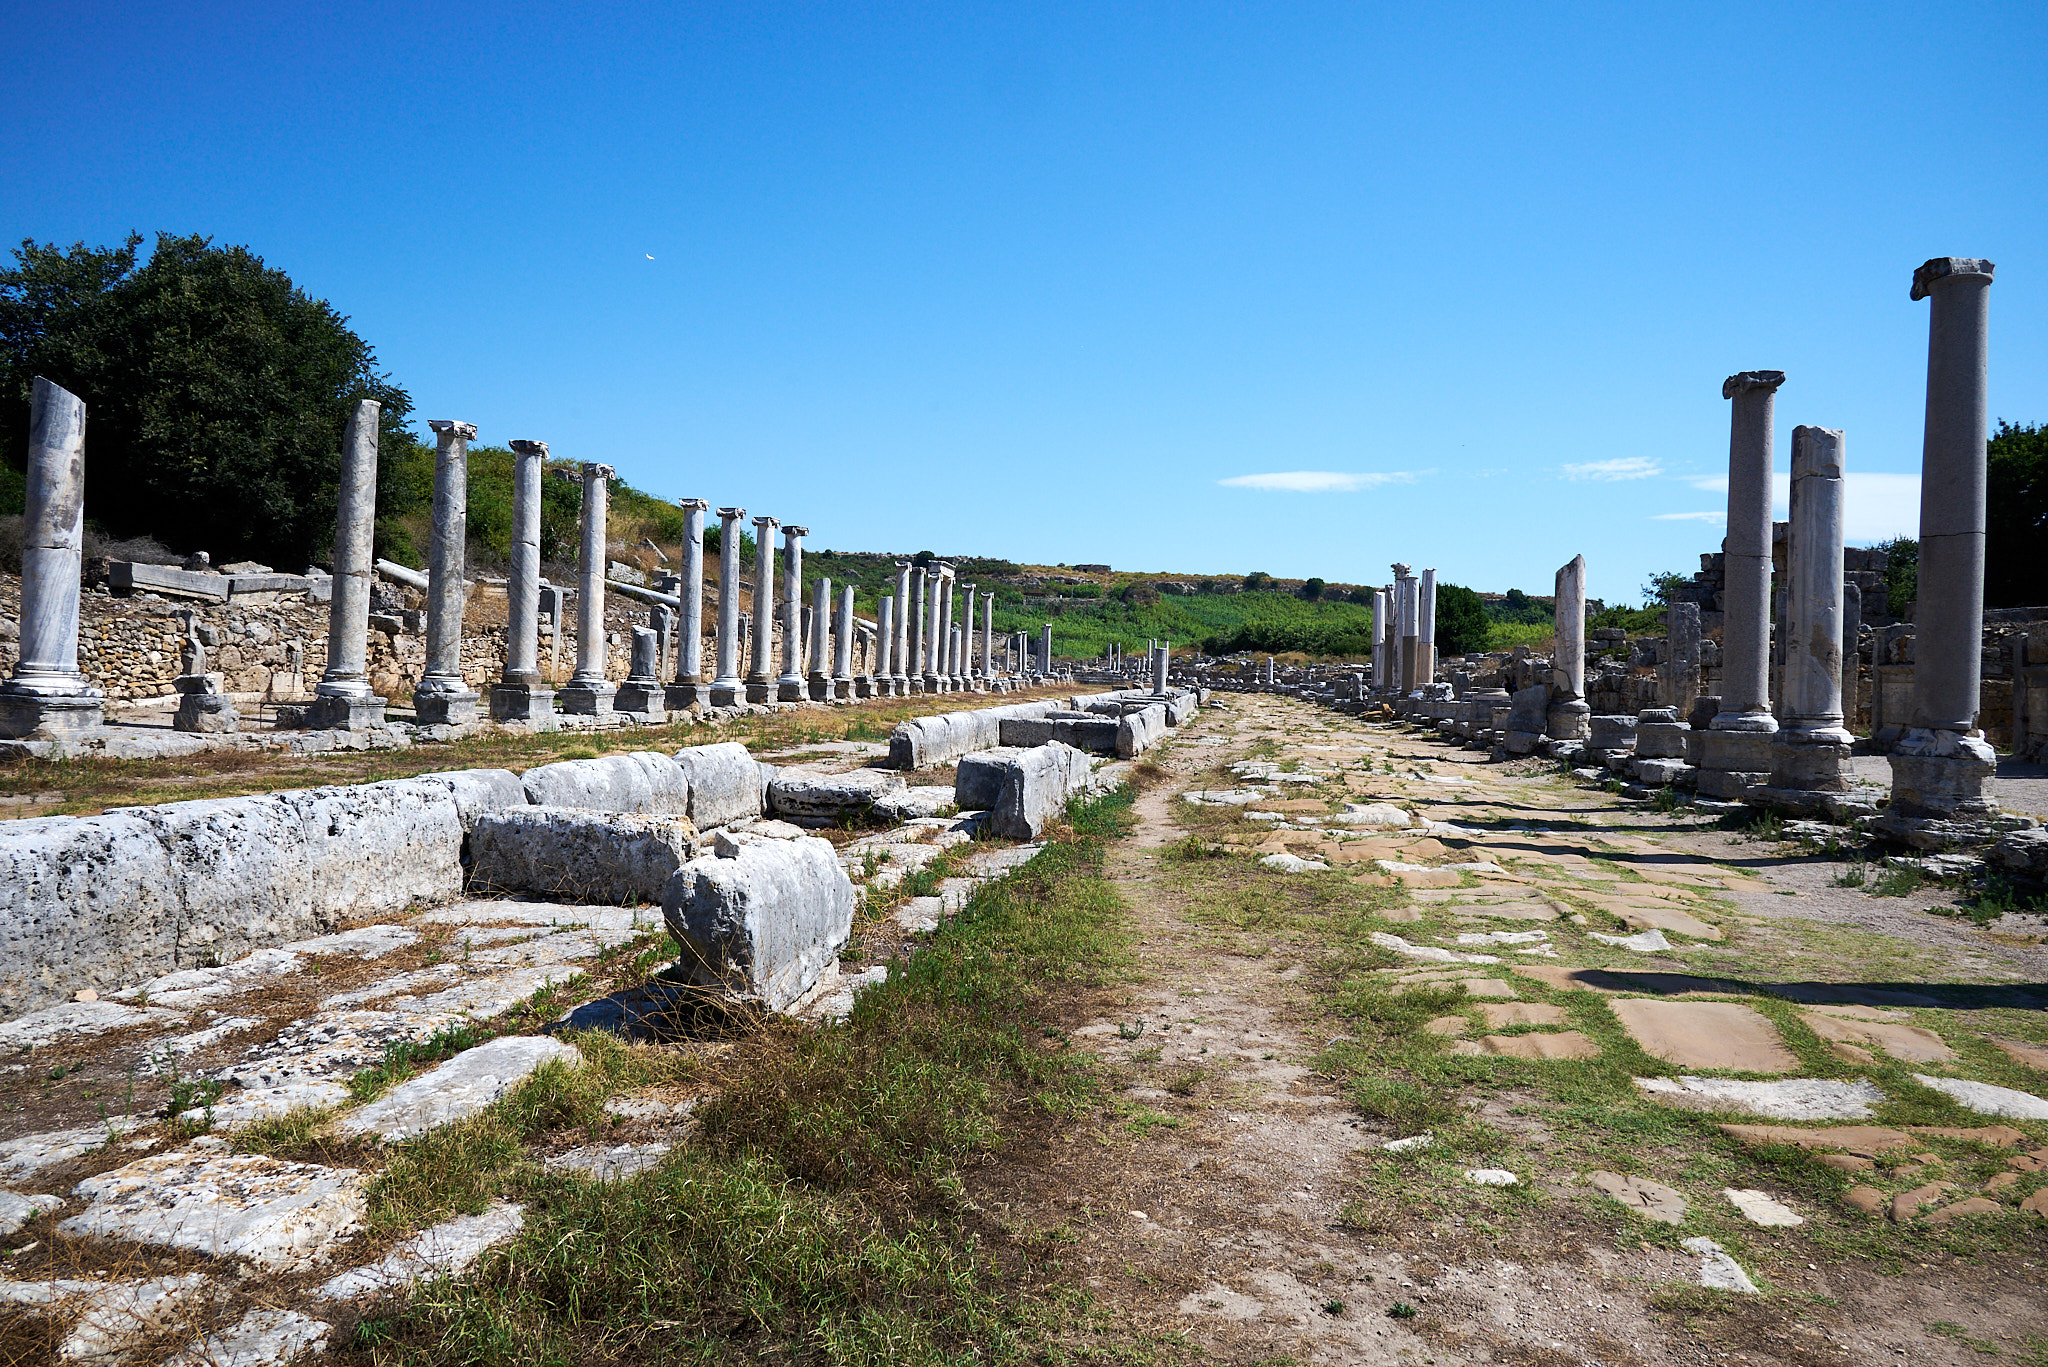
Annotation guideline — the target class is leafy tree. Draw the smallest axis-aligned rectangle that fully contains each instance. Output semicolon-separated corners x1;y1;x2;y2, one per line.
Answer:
1987;419;2048;609
1434;583;1489;654
1300;577;1325;600
1348;586;1376;605
1877;536;1918;619
1244;570;1273;591
1641;570;1690;604
0;233;414;567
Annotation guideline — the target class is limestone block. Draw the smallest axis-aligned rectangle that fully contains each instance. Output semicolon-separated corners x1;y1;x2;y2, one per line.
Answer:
768;768;907;826
317;1202;526;1300
469;807;700;904
0;813;180;1018
887;699;1085;769
662;834;855;1012
1635;721;1689;758
955;742;1093;840
1587;715;1637;751
873;786;957;822
412;767;530;830
520;751;688;815
1116;704;1169;758
337;1037;583;1141
672;741;765;828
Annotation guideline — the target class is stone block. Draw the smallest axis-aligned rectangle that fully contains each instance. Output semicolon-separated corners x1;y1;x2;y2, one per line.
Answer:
672;742;767;828
411;767;530;831
1116;703;1169;758
1635;721;1689;758
0;813;182;1017
469;807;699;904
1695;769;1768;800
1587;714;1637;751
767;768;907;826
521;751;688;815
886;699;1093;769
173;692;238;733
956;742;1093;840
662;833;856;1012
1630;757;1691;784
337;1037;583;1141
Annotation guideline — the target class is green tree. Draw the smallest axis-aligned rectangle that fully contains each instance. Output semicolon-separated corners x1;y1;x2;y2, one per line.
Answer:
1987;419;2048;609
1300;576;1325;600
1434;582;1489;654
1876;536;1918;618
1641;569;1690;604
1244;570;1273;591
0;233;415;568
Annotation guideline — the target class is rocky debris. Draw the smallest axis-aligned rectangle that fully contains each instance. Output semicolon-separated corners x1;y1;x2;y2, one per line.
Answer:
213;1008;475;1090
873;785;958;822
318;1202;527;1300
1260;852;1329;873
0;999;180;1050
0;1189;62;1236
167;1307;330;1367
1633;1076;1886;1120
1465;1168;1519;1186
805;965;889;1019
663;832;855;1013
62;1140;365;1270
177;1080;351;1130
0;1271;210;1361
0;1124;144;1179
1723;1187;1804;1227
1370;932;1500;965
956;742;1094;839
1681;1237;1758;1293
1587;1170;1687;1223
1588;927;1675;953
1911;1073;2048;1120
520;751;688;815
338;1036;584;1141
544;1143;673;1181
469;806;699;904
1382;1134;1433;1153
768;768;906;826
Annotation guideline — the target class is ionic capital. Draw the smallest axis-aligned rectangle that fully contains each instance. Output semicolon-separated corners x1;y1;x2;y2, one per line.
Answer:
507;439;549;458
429;420;479;442
1721;371;1786;399
1911;257;1995;300
581;462;616;481
677;497;709;512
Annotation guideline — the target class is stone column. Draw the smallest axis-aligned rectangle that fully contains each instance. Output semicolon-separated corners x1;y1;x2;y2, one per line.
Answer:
708;507;746;706
1153;640;1170;695
807;573;831;700
1888;257;2000;824
958;582;976;682
300;397;387;731
666;499;710;711
944;570;963;687
906;566;926;693
982;590;995;687
0;377;104;740
1841;581;1862;732
1369;589;1388;692
745;516;778;702
891;562;912;695
1759;425;1852;807
922;566;945;692
615;624;667;720
1544;554;1589;740
559;462;618;714
1419;569;1438;686
1700;370;1785;798
1040;624;1054;676
873;595;893;698
1391;564;1415;692
833;584;855;699
1665;600;1702;709
777;526;807;701
491;439;555;725
415;421;481;724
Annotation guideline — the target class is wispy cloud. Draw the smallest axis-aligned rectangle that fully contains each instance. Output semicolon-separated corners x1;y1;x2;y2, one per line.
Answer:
1562;457;1662;481
1679;472;1920;542
1217;470;1418;493
1652;511;1726;523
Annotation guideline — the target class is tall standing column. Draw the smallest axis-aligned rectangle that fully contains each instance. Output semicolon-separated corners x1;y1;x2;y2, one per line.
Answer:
1371;589;1390;691
891;562;912;695
746;516;778;703
807;573;832;700
778;526;807;701
415;421;481;724
833;584;855;699
1760;425;1853;805
0;377;104;739
1392;563;1416;692
559;462;619;714
303;398;386;730
907;566;927;694
1546;554;1590;740
872;596;893;698
923;566;946;692
1152;641;1170;695
943;570;962;688
981;590;995;687
666;498;710;711
491;439;556;725
1889;257;2000;824
709;507;746;706
1040;624;1054;676
1419;569;1439;686
1699;370;1785;798
958;581;976;683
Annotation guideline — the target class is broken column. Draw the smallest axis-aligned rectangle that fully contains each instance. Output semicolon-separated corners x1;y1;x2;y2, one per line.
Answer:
1372;589;1389;692
614;625;667;720
413;420;481;725
1755;426;1854;811
807;574;831;700
559;462;618;715
746;516;778;703
777;526;807;702
492;439;555;725
1699;371;1785;799
1664;600;1701;709
1884;258;2002;832
171;610;236;733
1152;641;1170;695
1418;568;1438;686
305;397;384;731
1040;624;1054;676
709;507;746;707
666;498;710;712
0;378;106;740
1546;554;1590;742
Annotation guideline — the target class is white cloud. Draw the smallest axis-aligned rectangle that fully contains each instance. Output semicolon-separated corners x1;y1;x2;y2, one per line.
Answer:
1562;457;1662;481
1217;470;1417;493
1678;472;1921;543
1652;511;1726;523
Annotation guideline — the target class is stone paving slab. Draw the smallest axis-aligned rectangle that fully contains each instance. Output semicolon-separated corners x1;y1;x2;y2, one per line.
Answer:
337;1036;583;1141
318;1202;527;1300
1608;999;1799;1072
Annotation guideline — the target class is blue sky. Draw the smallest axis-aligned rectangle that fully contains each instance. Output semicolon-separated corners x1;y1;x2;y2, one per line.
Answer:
6;2;2044;603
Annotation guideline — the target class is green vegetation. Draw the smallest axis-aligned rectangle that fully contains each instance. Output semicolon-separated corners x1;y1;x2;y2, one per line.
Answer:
1009;587;1379;659
1434;582;1489;654
1987;419;2048;609
1879;535;1918;619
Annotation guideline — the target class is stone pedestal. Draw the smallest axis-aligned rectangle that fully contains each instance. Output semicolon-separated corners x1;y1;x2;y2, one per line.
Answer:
491;684;559;727
1545;700;1590;741
665;683;711;712
414;689;479;725
1695;730;1772;799
559;679;618;715
614;680;667;721
306;692;386;731
172;673;238;733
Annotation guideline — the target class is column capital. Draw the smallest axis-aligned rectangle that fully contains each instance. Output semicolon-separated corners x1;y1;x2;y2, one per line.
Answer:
1721;371;1786;399
1391;562;1411;578
754;515;778;530
1791;425;1845;480
1911;257;1995;300
677;497;709;512
896;560;912;570
507;439;548;457
429;420;479;441
581;462;616;481
717;506;745;520
783;525;808;538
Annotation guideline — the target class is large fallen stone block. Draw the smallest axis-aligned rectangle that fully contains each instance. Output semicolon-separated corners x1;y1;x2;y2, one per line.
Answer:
413;767;530;829
469;807;700;903
1116;704;1169;758
337;1036;584;1141
672;741;766;828
887;699;1093;769
663;833;855;1012
520;751;688;814
0;813;181;1019
768;768;906;826
955;742;1094;839
998;713;1121;753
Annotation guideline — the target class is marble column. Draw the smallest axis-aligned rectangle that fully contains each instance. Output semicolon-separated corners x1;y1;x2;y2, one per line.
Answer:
300;397;388;731
807;573;831;700
1371;589;1390;692
1153;641;1170;695
959;581;976;682
1700;370;1785;797
1841;581;1862;732
1546;553;1589;740
982;590;995;686
615;624;667;720
891;562;912;695
907;566;927;694
666;498;710;711
943;570;962;688
923;566;946;692
778;526;807;701
0;377;104;739
1760;425;1852;803
709;507;746;707
415;421;481;724
746;516;778;703
1392;563;1416;692
491;439;555;725
1888;257;2000;823
1040;624;1054;676
1419;569;1438;686
832;584;855;699
559;462;618;714
872;595;893;698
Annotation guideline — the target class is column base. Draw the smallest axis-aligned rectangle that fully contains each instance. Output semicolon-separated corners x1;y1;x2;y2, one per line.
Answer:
306;691;387;731
1544;700;1590;740
745;682;774;704
853;677;874;699
1884;727;1999;820
807;673;830;701
1767;726;1854;792
1695;768;1770;801
1748;786;1883;822
174;692;239;734
709;682;744;708
0;688;105;741
777;677;806;703
490;684;558;727
414;690;480;725
830;677;852;700
559;680;618;715
1698;728;1775;777
665;683;712;712
614;680;667;722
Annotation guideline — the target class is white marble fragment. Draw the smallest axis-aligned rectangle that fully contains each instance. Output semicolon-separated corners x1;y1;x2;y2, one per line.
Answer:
336;1036;582;1141
178;1080;351;1130
1369;933;1500;965
1465;1169;1519;1186
1381;1134;1432;1153
317;1202;526;1300
1632;1076;1885;1120
1259;852;1329;873
1911;1073;2048;1120
61;1143;365;1270
1589;928;1676;953
1723;1188;1803;1227
1681;1236;1759;1293
167;1307;329;1367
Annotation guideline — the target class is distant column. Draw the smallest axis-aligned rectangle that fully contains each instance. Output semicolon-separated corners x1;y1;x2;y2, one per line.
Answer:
559;462;619;715
709;507;746;706
415;420;481;725
807;573;831;700
303;397;384;732
0;377;104;740
873;595;893;698
1699;370;1785;798
1040;624;1053;676
1153;641;1170;695
1546;554;1589;740
491;438;556;725
908;566;928;692
891;562;912;695
958;581;977;681
746;516;778;703
1392;563;1415;691
1762;425;1852;802
778;526;807;701
1888;257;2000;823
666;498;710;711
982;590;995;685
1418;569;1438;685
833;584;855;699
1371;589;1390;691
923;565;946;692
